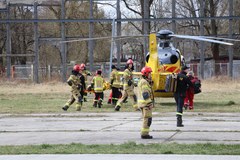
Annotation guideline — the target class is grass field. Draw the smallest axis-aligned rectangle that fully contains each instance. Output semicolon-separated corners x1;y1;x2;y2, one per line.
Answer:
0;142;240;155
0;78;240;155
0;78;240;114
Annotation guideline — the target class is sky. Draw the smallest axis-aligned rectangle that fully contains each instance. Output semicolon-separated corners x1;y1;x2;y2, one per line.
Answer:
97;1;136;18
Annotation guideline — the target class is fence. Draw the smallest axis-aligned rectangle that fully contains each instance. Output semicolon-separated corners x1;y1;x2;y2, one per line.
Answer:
190;60;240;79
2;61;240;82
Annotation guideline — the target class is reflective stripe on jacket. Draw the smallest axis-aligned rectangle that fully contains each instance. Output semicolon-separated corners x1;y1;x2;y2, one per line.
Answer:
92;75;105;93
138;78;153;108
110;69;121;88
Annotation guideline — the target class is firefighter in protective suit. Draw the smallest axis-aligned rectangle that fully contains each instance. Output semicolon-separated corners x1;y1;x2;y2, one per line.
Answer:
115;59;138;111
91;70;105;108
62;65;83;111
80;63;92;102
138;66;154;139
110;65;121;106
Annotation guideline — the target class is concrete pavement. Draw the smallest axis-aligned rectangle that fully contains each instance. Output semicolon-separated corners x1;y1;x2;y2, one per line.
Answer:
0;112;240;145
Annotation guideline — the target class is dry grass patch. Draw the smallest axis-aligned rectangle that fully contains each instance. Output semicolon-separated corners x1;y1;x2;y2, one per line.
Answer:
0;78;239;114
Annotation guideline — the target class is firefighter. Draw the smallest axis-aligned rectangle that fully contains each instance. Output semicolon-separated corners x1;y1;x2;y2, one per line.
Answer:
138;66;154;139
115;59;137;111
110;65;121;106
91;70;105;108
174;65;193;127
80;63;93;102
62;64;83;111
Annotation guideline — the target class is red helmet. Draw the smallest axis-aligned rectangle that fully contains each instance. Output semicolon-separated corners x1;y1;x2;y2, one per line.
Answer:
73;64;81;72
141;66;152;77
80;63;86;69
127;59;133;64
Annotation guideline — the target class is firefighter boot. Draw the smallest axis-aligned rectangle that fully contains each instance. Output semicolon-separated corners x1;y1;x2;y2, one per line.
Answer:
62;105;69;111
115;105;121;111
93;101;97;108
177;115;184;127
141;135;153;139
98;100;102;108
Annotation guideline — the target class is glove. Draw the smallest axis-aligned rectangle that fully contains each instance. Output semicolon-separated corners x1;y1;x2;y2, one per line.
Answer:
77;84;82;90
133;82;138;87
67;80;73;86
149;80;154;86
127;80;132;86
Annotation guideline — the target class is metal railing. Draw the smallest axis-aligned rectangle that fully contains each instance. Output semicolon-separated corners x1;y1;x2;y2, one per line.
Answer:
2;61;240;82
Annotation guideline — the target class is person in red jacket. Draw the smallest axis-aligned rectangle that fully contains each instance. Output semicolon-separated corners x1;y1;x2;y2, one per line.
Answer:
184;71;200;110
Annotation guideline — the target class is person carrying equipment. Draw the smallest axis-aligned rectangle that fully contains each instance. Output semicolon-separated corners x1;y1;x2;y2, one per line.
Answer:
138;66;154;139
80;63;93;102
110;65;122;106
184;71;201;110
62;64;83;111
91;70;105;108
174;66;193;127
115;59;138;111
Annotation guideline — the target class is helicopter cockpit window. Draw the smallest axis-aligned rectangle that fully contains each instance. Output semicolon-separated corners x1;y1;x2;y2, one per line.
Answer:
159;42;170;48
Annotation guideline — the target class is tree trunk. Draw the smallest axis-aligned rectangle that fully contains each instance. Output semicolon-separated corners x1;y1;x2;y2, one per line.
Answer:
209;0;220;76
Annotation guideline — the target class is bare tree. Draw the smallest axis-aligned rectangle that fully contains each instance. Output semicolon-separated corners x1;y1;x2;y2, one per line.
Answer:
42;1;111;67
10;6;34;65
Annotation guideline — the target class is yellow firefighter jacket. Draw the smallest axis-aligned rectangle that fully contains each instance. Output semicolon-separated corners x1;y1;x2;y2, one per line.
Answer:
123;68;133;90
82;70;92;84
67;74;82;92
137;78;153;108
91;75;105;93
110;69;121;88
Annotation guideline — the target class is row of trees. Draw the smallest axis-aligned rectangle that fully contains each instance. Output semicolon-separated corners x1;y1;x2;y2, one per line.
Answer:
0;1;111;69
0;0;240;75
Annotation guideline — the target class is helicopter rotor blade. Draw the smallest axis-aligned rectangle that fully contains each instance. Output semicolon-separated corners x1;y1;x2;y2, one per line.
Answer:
59;35;148;43
170;34;234;46
200;36;240;42
59;36;112;43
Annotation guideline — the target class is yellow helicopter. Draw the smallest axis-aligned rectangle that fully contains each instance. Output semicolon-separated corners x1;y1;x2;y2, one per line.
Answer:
61;29;235;97
143;30;234;97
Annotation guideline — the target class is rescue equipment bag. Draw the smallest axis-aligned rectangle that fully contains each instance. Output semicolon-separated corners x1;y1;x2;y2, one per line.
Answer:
193;79;201;94
165;74;177;92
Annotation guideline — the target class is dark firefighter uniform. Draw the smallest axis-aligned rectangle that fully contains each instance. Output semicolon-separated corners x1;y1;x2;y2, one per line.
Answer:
80;63;93;102
174;65;193;127
62;65;83;111
110;65;121;106
138;66;154;139
91;70;105;108
115;59;137;111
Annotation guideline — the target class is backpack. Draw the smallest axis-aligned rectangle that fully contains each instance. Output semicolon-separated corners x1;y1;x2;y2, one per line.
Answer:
193;78;201;94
